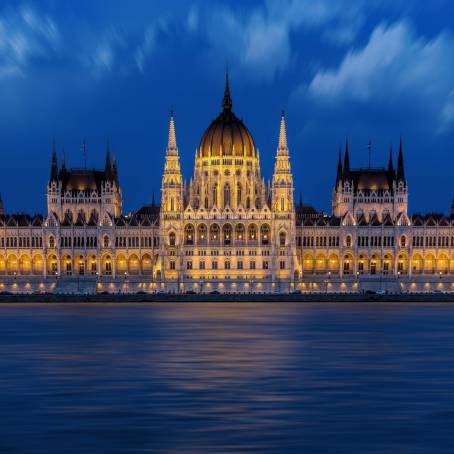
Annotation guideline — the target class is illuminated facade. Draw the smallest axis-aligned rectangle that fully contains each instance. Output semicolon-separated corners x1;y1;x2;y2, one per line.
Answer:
1;76;454;294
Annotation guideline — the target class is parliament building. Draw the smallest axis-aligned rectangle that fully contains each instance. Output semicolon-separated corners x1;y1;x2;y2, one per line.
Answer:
1;76;454;294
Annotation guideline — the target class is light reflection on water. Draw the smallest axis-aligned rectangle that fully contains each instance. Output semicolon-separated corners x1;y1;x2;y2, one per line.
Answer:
1;302;454;453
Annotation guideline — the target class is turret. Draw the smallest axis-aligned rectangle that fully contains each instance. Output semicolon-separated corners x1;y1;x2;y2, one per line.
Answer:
161;110;183;215
272;111;294;214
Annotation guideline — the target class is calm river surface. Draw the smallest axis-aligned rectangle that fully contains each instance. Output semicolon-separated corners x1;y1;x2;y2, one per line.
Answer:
1;302;454;453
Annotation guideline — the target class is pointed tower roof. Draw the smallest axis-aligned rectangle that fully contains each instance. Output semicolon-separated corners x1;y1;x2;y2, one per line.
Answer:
50;142;58;182
397;137;405;181
278;110;288;153
222;68;232;111
166;110;178;156
343;138;350;180
336;147;343;185
105;140;114;181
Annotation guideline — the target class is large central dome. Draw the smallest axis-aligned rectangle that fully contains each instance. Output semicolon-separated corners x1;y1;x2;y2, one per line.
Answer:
198;75;256;158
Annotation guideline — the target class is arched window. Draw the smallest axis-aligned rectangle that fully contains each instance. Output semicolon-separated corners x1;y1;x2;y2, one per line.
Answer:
400;235;406;248
103;235;109;248
210;224;220;242
261;224;270;245
223;224;232;245
279;231;286;246
235;224;245;241
280;198;285;211
48;236;55;248
346;235;352;248
248;224;258;241
204;197;208;209
255;198;261;209
198;224;207;243
212;183;218;207
246;197;251;209
237;183;242;207
224;184;230;208
170;197;174;211
184;224;194;245
169;232;176;246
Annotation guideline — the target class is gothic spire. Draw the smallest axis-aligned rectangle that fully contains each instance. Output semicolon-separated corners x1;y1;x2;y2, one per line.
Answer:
336;147;343;185
343;138;350;180
105;140;113;181
50;143;58;182
222;68;232;111
166;110;178;155
387;145;395;177
278;110;288;153
397;137;405;181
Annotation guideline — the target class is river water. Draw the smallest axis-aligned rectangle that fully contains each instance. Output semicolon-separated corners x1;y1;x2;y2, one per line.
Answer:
1;302;454;453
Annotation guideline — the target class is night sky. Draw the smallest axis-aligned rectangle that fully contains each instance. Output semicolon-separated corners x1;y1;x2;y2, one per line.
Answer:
0;0;453;215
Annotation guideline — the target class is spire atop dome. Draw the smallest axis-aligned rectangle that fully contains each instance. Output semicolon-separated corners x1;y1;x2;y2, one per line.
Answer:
167;110;178;155
222;68;232;111
278;110;288;152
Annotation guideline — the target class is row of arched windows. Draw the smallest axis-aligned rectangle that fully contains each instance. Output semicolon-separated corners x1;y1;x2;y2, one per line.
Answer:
180;223;272;246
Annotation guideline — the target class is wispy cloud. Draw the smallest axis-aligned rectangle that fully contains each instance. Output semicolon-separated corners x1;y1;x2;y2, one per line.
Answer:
187;0;367;82
302;20;454;133
86;29;125;76
135;18;168;73
0;4;60;78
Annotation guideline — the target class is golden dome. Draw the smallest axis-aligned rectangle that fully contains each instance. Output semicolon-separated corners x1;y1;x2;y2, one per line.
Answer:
198;75;256;158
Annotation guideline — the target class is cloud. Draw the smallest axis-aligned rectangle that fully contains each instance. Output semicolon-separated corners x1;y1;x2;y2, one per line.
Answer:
192;0;367;82
135;19;168;72
87;29;125;76
0;5;60;78
304;20;454;133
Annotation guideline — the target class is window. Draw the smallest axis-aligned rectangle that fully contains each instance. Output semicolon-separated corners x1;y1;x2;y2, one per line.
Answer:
225;261;231;270
280;260;286;270
400;235;406;248
212;260;218;270
103;235;109;248
186;261;193;270
199;261;205;270
169;260;176;270
346;235;352;248
169;232;176;246
49;236;55;248
237;260;243;270
262;260;269;270
250;261;256;270
279;231;286;246
224;183;231;207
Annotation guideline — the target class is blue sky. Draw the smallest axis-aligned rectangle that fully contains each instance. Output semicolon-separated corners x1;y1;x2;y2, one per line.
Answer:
0;0;453;215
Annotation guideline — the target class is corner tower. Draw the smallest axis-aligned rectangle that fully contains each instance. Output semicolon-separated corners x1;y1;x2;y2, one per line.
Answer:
271;111;296;285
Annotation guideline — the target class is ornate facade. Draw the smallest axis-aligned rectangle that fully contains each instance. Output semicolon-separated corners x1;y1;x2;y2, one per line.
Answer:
1;76;454;294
